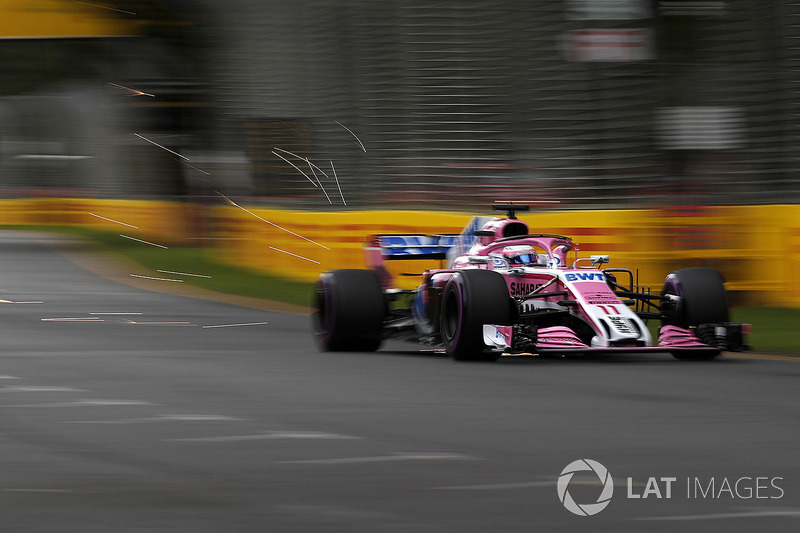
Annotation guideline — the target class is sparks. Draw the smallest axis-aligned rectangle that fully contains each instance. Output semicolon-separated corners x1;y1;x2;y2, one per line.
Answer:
269;246;320;264
133;133;190;161
307;158;332;204
119;234;168;249
126;321;195;326
273;147;331;178
178;160;212;177
157;269;211;279
272;146;306;160
330;161;346;206
492;200;561;204
215;191;330;250
89;212;139;229
107;81;153;97
202;322;270;329
335;120;367;153
76;2;137;16
271;151;317;186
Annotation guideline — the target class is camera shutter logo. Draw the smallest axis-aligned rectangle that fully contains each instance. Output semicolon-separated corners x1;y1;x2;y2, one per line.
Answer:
557;459;614;516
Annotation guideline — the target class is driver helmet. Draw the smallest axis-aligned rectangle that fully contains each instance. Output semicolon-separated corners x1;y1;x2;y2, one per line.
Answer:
501;245;538;266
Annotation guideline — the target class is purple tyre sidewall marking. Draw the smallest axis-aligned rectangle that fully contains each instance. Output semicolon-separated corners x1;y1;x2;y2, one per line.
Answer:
662;274;683;324
446;275;466;353
315;276;335;346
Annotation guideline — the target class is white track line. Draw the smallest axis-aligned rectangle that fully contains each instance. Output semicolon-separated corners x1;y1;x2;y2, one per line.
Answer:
1;399;154;408
65;414;242;424
89;312;143;315
41;317;104;322
0;386;84;393
431;481;555;490
280;452;476;464
1;488;73;493
202;322;269;329
431;477;639;490
169;431;360;442
129;274;183;283
635;509;800;521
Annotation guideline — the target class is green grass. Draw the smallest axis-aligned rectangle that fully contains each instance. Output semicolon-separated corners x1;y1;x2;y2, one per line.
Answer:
3;224;800;351
0;225;313;307
644;307;800;354
731;307;800;354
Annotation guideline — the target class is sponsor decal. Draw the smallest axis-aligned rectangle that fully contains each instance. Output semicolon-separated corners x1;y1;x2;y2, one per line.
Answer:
608;316;634;335
565;272;605;282
585;292;620;305
491;256;508;270
540;337;584;344
509;281;543;296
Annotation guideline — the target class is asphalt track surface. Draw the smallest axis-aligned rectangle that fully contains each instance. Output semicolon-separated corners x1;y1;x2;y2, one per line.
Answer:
1;231;799;532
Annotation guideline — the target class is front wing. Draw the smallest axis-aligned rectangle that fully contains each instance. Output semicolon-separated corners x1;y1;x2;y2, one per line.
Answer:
483;323;748;356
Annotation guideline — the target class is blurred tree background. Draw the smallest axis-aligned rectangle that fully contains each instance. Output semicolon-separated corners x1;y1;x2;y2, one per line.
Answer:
0;0;797;209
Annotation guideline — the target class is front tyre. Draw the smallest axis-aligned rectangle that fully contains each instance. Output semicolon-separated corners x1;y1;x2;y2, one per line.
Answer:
312;269;386;352
661;267;728;360
440;269;513;362
661;267;729;327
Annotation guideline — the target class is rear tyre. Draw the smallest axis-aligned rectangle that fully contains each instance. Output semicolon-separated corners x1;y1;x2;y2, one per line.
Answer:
440;269;513;362
661;267;728;360
312;269;386;352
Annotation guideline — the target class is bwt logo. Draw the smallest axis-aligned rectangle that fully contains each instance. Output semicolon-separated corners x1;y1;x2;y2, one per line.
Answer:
557;459;614;516
565;272;604;282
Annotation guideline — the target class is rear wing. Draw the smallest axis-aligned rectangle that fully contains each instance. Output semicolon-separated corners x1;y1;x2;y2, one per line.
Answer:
365;234;458;288
365;234;458;261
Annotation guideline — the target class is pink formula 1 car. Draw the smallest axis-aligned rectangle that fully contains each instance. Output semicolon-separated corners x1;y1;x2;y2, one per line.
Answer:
311;204;749;361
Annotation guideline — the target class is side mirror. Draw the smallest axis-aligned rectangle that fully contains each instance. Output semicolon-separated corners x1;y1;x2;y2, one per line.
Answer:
590;255;610;265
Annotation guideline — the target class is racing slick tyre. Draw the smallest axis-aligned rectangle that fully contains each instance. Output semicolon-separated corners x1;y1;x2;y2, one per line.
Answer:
312;269;386;352
440;269;513;362
661;268;728;361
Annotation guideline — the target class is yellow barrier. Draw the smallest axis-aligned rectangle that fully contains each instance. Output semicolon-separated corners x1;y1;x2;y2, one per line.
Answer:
0;198;195;243
208;204;800;307
2;198;799;307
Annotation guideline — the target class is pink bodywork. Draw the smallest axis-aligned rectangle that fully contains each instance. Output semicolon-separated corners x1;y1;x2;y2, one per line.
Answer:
367;216;725;352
